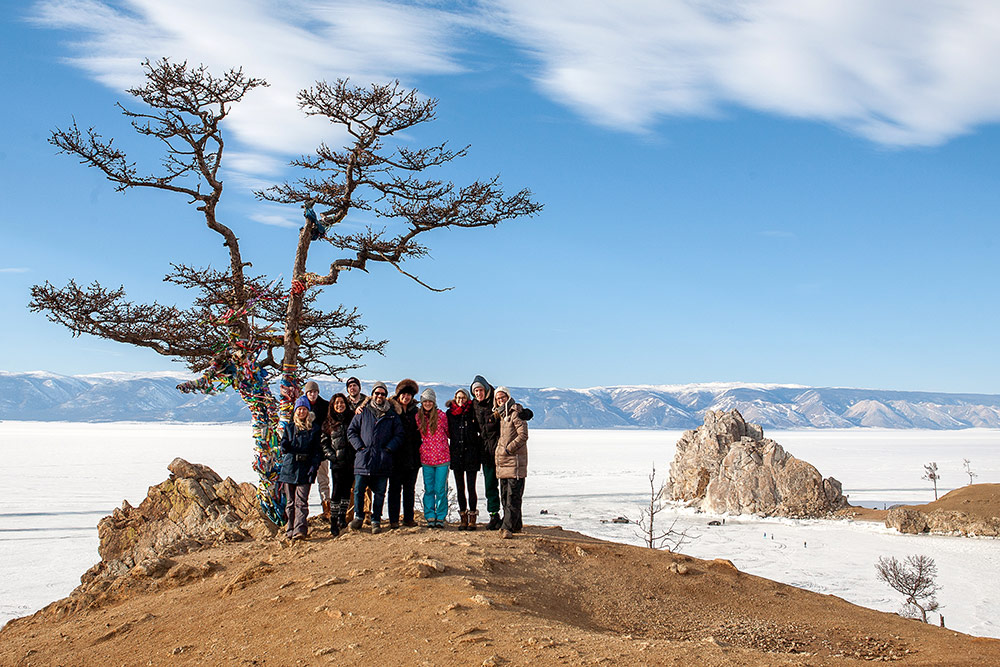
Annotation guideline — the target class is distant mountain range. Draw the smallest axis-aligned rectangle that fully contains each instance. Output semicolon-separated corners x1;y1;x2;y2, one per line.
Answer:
4;371;1000;430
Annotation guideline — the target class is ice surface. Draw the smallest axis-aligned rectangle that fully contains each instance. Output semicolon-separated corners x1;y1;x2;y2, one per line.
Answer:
1;423;997;636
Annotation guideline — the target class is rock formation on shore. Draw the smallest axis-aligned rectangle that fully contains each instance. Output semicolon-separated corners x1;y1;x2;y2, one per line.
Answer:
885;484;1000;536
50;457;276;617
668;410;849;517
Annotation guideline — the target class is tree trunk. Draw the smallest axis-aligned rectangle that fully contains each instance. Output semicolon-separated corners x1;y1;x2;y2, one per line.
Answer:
278;222;314;420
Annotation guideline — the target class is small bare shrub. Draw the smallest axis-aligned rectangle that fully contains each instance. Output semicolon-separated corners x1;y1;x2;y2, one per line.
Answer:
634;464;696;552
875;554;940;623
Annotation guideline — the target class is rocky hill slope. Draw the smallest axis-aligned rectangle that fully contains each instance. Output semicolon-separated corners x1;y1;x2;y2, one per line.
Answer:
3;461;999;666
5;371;1000;429
885;484;1000;537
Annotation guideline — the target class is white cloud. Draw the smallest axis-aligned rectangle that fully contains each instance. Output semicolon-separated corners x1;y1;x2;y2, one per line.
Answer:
31;0;1000;150
486;0;1000;146
249;212;299;229
0;267;30;273
31;0;469;182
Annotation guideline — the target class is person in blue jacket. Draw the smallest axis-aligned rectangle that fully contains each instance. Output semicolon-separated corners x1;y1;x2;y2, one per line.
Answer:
347;381;403;534
279;396;322;540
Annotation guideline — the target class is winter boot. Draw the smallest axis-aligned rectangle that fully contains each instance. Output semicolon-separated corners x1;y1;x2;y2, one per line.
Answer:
330;519;340;538
349;517;364;531
467;510;479;531
371;521;382;535
487;512;502;531
337;500;350;531
321;499;331;520
458;511;469;531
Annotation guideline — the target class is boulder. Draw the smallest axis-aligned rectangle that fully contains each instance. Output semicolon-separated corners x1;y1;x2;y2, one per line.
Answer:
668;410;849;517
885;508;929;534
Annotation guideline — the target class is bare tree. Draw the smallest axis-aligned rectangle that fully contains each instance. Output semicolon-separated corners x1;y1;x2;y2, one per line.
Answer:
634;464;695;552
256;78;541;374
922;462;940;500
30;60;540;524
875;554;941;623
963;458;978;485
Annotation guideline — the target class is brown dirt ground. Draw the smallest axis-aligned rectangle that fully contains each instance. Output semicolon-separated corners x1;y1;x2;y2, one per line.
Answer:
2;520;998;666
898;483;1000;521
835;483;1000;524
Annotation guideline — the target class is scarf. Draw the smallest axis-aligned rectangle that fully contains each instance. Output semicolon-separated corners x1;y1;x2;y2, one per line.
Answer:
370;398;392;419
494;397;515;420
449;400;471;416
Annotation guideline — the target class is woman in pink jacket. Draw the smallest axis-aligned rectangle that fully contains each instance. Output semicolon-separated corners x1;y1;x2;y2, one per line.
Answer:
417;388;450;528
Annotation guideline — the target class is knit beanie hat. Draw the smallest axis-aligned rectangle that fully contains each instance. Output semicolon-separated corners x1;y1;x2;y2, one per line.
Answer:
346;376;361;390
420;388;437;404
303;380;319;393
294;396;311;411
371;381;388;395
471;380;486;392
494;386;511;400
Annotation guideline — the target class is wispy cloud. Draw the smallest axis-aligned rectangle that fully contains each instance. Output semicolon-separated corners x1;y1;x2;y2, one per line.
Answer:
249;212;299;229
0;267;30;273
31;0;470;186
31;0;1000;152
485;0;1000;146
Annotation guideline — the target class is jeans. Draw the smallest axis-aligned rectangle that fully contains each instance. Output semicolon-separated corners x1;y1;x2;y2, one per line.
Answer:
500;478;525;532
388;467;419;524
283;483;311;537
422;463;450;522
354;474;388;524
481;461;501;515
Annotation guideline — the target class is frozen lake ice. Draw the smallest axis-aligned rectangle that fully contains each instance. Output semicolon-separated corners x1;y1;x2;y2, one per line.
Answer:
1;422;997;636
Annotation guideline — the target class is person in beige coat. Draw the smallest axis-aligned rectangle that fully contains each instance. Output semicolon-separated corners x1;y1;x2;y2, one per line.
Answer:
493;386;528;539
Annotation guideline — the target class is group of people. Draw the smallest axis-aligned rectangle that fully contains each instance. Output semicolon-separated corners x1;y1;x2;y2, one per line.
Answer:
278;375;531;540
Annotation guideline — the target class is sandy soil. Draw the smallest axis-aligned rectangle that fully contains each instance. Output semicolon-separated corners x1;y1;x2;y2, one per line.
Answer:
3;519;998;666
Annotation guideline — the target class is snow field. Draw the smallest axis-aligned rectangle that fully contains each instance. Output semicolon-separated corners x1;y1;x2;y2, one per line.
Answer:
0;423;997;636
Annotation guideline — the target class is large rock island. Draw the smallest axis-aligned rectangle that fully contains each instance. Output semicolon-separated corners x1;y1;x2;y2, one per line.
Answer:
668;409;849;517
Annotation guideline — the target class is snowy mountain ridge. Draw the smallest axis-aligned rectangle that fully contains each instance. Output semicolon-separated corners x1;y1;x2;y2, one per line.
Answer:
3;371;999;429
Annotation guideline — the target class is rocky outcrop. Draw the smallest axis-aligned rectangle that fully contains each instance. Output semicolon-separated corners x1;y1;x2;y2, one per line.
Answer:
886;508;1000;536
45;459;277;617
668;410;849;517
95;458;276;576
885;508;928;534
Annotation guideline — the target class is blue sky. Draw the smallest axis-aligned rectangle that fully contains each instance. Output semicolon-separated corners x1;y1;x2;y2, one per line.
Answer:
1;1;998;393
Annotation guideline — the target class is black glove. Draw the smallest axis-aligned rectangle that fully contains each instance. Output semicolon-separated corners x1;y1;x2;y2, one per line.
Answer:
519;408;534;421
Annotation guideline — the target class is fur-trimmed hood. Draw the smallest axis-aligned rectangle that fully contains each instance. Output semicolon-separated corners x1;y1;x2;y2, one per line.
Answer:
395;378;419;398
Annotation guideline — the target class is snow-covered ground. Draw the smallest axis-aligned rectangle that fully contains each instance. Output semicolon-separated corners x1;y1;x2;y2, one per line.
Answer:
1;423;998;636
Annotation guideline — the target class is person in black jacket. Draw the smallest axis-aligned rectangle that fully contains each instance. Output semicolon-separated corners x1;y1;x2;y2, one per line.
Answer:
347;381;403;534
302;380;331;519
279;396;322;540
320;393;354;536
387;379;421;528
447;389;483;530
